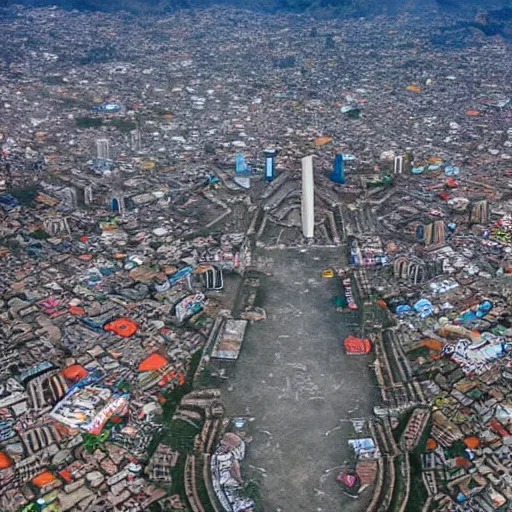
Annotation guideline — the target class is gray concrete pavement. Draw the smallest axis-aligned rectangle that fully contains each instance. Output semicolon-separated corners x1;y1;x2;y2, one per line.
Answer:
223;248;378;512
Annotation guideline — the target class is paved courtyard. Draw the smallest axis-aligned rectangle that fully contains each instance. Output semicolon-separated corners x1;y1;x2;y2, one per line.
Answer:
223;248;378;512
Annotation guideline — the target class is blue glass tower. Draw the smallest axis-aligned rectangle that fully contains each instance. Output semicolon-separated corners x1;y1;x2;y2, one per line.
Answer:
235;153;249;174
329;154;345;184
263;149;278;181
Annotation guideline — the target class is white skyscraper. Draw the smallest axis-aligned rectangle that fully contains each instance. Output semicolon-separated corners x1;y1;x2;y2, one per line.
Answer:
301;155;315;239
96;138;110;160
130;129;141;152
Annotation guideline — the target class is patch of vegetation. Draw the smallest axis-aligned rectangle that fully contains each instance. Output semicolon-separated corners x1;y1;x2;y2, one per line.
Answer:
195;363;222;389
2;238;21;255
79;45;118;65
445;439;467;459
7;185;39;205
170;453;187;501
165;418;199;453
42;75;65;85
159;349;203;423
346;108;361;119
243;479;263;512
30;228;49;240
406;453;429;512
111;118;137;133
147;349;203;458
75;116;103;129
413;416;432;456
146;348;206;506
83;431;109;453
60;97;88;108
196;464;217;512
148;502;163;512
406;345;431;361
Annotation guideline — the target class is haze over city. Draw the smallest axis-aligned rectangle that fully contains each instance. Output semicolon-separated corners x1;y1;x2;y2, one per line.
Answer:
1;0;512;511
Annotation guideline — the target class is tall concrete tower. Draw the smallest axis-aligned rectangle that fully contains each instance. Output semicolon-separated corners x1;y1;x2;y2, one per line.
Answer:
301;155;315;239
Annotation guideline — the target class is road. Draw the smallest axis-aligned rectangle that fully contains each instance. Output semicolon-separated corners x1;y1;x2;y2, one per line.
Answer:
223;248;377;512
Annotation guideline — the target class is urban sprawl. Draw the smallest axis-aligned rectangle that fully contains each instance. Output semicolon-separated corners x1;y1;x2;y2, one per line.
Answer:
1;4;512;512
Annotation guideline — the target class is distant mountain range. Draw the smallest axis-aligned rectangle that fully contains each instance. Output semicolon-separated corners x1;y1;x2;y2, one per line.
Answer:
0;0;511;29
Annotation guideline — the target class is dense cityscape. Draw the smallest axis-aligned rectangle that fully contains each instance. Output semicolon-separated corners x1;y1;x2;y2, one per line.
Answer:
1;2;512;511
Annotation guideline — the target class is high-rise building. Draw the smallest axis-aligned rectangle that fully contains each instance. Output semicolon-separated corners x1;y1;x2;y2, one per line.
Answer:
329;154;345;184
235;153;249;174
263;149;278;181
96;138;110;160
301;156;315;238
130;129;142;152
423;220;445;246
470;200;488;225
394;155;403;174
